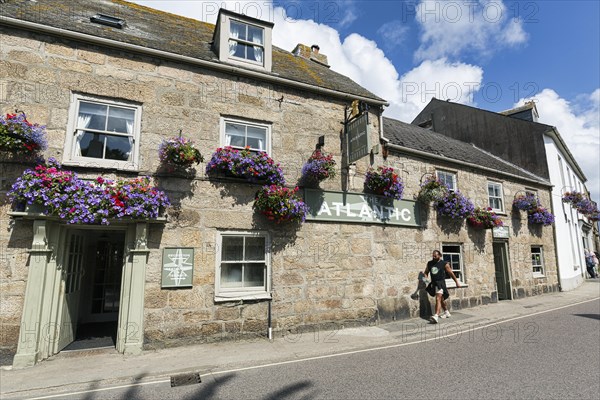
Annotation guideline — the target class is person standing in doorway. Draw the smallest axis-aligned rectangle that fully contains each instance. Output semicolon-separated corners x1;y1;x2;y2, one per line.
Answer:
425;250;461;323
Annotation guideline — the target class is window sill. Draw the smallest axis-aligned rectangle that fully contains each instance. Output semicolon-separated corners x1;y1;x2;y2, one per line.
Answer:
215;292;271;303
445;281;467;289
62;159;139;172
533;274;546;279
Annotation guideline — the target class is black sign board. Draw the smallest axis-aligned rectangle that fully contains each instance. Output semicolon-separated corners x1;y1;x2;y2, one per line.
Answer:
346;113;370;165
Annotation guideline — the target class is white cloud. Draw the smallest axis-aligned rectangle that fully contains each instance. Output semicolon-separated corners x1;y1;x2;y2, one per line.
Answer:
414;0;528;61
377;20;410;47
518;89;600;203
391;58;484;121
131;0;485;130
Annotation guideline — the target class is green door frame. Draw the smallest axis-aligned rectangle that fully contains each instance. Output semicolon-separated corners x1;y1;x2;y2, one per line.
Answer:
13;219;150;368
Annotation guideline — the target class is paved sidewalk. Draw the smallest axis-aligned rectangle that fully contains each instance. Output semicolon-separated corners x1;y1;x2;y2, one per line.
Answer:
1;281;598;398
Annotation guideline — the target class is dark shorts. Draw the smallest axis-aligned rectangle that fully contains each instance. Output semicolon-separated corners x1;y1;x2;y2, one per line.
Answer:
427;280;449;299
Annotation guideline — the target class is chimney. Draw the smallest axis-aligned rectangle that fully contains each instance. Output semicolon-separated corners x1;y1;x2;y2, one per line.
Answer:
292;43;329;68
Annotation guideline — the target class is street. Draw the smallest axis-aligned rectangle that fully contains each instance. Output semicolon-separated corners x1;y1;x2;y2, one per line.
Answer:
15;298;599;400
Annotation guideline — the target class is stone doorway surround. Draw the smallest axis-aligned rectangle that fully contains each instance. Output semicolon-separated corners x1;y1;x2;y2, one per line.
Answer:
9;214;152;368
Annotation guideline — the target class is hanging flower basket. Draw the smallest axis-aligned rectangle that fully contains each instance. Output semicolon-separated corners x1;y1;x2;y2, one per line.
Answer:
417;175;449;203
562;191;584;205
527;207;555;226
513;193;540;212
253;185;309;224
562;191;599;216
467;207;504;229
158;136;203;169
8;158;170;225
205;146;285;185
435;190;475;219
364;166;404;200
300;150;336;186
0;112;48;156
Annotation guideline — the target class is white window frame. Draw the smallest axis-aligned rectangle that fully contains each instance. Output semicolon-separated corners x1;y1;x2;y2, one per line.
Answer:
220;116;271;154
531;246;545;277
487;181;505;213
436;170;457;192
215;11;273;72
215;231;271;302
441;244;465;286
63;93;141;171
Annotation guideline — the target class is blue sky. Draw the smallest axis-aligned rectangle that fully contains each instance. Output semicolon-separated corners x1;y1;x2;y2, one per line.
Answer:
132;0;599;201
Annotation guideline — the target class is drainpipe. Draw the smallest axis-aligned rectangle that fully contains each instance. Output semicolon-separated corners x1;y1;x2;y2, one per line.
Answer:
267;299;273;341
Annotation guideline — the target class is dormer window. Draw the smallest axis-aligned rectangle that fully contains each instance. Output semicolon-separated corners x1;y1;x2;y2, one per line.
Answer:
213;9;273;72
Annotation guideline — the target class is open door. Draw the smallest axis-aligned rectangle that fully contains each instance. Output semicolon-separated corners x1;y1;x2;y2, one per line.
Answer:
56;231;86;352
493;242;512;300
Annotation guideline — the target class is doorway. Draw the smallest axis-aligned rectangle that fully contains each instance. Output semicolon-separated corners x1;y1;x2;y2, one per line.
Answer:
60;229;126;352
493;241;512;300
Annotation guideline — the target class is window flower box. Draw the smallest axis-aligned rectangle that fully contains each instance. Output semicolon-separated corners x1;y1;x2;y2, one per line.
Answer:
8;158;170;225
253;185;309;224
205;146;285;185
0;112;48;157
364;166;404;200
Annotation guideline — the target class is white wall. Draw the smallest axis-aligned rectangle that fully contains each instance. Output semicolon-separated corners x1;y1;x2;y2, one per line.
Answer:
544;135;586;290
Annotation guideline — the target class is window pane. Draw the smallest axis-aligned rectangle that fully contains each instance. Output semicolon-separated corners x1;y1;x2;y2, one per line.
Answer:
231;21;247;41
79;132;105;159
221;263;242;287
226;132;246;147
443;245;460;253
244;263;265;287
222;237;244;261
107;107;135;134
245;236;265;261
488;185;495;196
226;123;245;140
229;40;247;58
105;135;131;161
248;25;264;45
79;102;107;131
490;198;502;210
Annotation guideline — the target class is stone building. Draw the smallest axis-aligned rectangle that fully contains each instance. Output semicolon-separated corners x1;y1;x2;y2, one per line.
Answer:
1;0;557;368
413;99;599;290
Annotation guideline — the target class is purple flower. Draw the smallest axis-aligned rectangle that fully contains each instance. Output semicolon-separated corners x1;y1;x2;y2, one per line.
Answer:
435;190;475;219
158;136;203;168
253;185;308;223
206;146;286;185
527;207;555;226
0;112;48;154
364;167;404;200
8;161;170;225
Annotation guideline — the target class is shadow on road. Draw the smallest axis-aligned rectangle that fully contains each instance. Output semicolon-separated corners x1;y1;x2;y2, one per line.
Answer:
572;313;600;321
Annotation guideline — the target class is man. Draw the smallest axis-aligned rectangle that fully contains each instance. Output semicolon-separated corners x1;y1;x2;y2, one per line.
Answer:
584;250;598;279
424;250;461;323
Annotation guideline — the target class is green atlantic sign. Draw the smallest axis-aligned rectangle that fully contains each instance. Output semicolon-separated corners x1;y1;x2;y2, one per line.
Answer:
304;189;421;227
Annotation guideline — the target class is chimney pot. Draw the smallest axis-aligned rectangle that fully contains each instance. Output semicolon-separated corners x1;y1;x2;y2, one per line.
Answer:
311;44;320;54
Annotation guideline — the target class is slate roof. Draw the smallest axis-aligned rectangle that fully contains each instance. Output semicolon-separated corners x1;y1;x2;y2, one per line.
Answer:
411;98;587;182
383;117;551;185
0;0;385;103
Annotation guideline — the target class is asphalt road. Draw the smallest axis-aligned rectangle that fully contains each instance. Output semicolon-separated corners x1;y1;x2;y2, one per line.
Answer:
23;299;600;400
